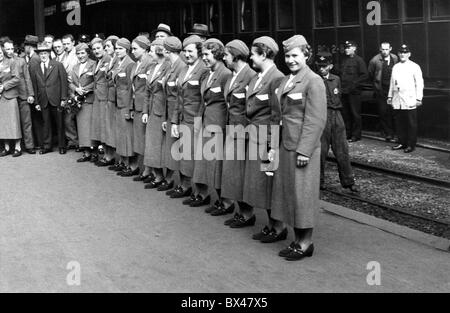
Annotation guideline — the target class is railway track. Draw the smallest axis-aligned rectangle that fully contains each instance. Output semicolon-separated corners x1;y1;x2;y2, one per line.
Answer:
362;134;450;154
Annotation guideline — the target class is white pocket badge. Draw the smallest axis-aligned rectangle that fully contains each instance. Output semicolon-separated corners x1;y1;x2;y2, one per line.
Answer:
210;86;221;93
138;73;147;79
334;88;339;95
288;93;303;100
2;67;11;73
118;72;126;78
256;94;269;101
188;80;199;86
99;67;106;72
233;93;245;99
167;81;176;87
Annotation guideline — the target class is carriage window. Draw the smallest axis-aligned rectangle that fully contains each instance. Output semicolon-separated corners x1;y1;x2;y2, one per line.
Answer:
208;1;219;33
278;0;294;29
315;0;334;27
381;0;399;22
430;0;450;20
256;0;270;31
182;5;192;34
339;0;359;25
192;3;205;26
222;0;234;33
404;0;423;21
240;0;253;32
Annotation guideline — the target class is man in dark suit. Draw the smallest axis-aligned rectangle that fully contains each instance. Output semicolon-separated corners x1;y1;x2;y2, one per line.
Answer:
29;42;68;154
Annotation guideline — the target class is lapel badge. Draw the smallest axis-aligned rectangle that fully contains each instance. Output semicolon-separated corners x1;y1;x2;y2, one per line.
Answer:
334;88;339;95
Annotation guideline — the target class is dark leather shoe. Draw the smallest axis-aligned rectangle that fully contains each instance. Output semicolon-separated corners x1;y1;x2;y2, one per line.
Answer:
285;243;314;261
145;179;164;189
0;149;11;157
190;195;211;207
211;203;235;216
391;144;406;151
348;137;360;143
67;144;77;150
182;194;196;205
75;146;82;152
12;150;22;157
278;241;298;257
260;228;288;243
166;185;181;196
205;200;222;213
133;174;150;182
344;184;360;193
170;187;192;199
97;158;115;167
90;154;98;162
157;180;174;191
59;148;67;155
252;226;271;240
25;148;36;154
224;213;241;226
39;148;52;155
404;147;415;153
143;174;156;184
119;167;140;177
109;163;125;172
229;215;256;228
77;155;91;162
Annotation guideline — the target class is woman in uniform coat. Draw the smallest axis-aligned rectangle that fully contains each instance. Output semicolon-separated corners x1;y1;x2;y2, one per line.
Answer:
213;40;256;218
159;36;185;193
169;35;208;203
69;43;96;162
237;37;285;241
271;35;327;261
191;38;231;207
90;37;111;164
112;38;136;176
0;47;21;157
98;35;119;168
128;36;153;180
141;39;171;188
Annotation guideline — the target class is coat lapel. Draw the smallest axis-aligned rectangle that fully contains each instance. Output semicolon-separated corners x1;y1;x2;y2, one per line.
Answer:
182;60;202;85
45;61;56;79
247;65;276;98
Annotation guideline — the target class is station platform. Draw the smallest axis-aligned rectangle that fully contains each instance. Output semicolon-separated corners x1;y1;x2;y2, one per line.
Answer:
0;151;448;293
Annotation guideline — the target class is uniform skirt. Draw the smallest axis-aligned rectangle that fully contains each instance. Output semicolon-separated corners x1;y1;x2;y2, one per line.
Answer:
221;130;247;201
105;97;116;148
192;127;223;189
163;119;180;171
0;97;21;139
179;122;196;178
271;144;321;229
133;111;146;155
115;107;134;157
144;112;165;168
90;96;103;142
76;103;93;148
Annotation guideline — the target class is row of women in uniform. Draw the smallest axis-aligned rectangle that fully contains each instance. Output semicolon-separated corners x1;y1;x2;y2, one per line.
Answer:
71;33;326;261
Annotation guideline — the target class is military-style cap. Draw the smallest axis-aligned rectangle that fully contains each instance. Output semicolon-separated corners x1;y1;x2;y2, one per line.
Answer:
315;52;332;66
151;38;165;47
133;35;151;50
253;36;279;55
75;42;89;52
90;37;103;46
226;39;249;56
105;35;119;43
282;35;308;52
183;35;203;48
116;38;131;50
36;42;52;52
398;44;410;53
163;36;182;53
204;38;224;48
24;35;39;46
344;40;357;48
188;23;210;38
152;23;173;37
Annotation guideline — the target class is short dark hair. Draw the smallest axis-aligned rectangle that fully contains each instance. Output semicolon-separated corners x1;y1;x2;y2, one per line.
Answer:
226;46;248;62
2;39;14;47
45;34;55;40
62;34;75;42
252;42;276;60
203;42;225;60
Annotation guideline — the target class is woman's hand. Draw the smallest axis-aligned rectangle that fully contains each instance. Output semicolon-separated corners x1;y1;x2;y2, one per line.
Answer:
171;124;179;138
162;121;167;132
296;154;310;168
75;87;84;95
142;113;148;124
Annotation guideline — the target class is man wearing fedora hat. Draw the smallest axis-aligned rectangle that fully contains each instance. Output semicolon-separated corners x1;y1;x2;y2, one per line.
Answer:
151;23;173;41
187;23;210;41
29;42;68;154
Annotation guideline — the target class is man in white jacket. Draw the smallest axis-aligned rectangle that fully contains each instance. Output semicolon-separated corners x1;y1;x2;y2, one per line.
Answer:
388;44;424;153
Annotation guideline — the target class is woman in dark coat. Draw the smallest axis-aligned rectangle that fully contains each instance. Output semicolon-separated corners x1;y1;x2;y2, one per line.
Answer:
69;43;96;162
271;35;327;261
0;47;21;157
142;39;171;188
191;38;231;207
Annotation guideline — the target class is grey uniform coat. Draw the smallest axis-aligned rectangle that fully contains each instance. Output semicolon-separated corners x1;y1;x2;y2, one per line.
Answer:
91;54;111;142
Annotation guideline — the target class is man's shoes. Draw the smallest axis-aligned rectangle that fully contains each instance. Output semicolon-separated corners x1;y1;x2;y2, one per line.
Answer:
0;149;11;157
205;200;222;213
97;158;115;167
385;136;396;143
229;214;256;228
252;226;271;240
59;148;67;155
157;180;174;191
391;144;406;151
404;147;415;153
189;195;211;207
39;148;52;155
182;194;196;205
77;155;91;162
12;150;22;157
133;174;150;182
344;184;360;193
170;187;192;199
119;167;140;177
67;144;77;150
211;203;235;216
260;228;288;243
348;137;360;143
284;243;315;261
25;148;36;154
224;213;242;226
144;179;164;189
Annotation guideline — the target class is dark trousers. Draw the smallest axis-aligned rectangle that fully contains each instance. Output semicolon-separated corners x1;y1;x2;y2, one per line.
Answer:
31;106;44;148
64;111;78;146
341;93;362;140
376;89;395;138
395;109;417;149
42;104;66;149
18;99;35;149
320;109;355;187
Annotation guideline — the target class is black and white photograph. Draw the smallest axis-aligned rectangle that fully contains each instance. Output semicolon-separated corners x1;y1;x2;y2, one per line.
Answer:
0;0;448;300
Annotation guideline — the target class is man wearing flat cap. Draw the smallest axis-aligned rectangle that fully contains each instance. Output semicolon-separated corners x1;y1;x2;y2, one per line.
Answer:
29;42;68;154
339;40;368;143
388;44;423;153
